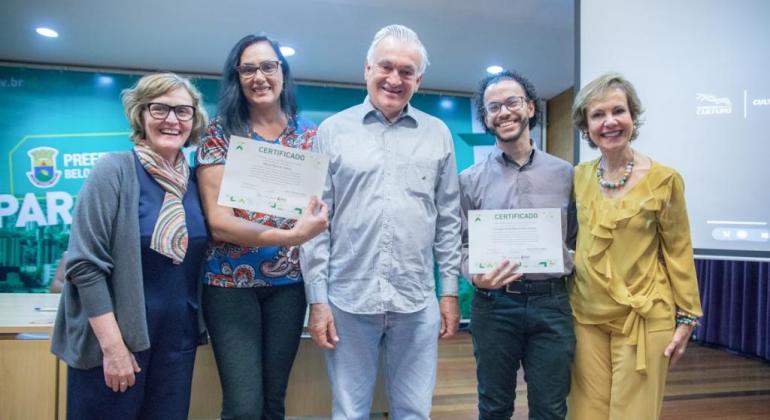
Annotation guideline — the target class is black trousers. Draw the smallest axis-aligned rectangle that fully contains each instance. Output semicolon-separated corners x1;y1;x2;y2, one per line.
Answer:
202;282;306;420
471;279;576;420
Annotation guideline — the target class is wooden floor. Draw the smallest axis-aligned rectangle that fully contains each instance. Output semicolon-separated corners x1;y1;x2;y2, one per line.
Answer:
431;332;770;420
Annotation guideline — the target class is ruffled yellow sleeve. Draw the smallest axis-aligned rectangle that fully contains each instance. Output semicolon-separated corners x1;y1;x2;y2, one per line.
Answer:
657;171;703;317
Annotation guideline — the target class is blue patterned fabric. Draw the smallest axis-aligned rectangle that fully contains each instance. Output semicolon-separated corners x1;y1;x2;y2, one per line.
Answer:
196;115;317;288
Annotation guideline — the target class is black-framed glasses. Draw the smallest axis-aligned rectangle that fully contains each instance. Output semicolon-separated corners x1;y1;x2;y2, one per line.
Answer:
146;103;196;121
484;96;528;115
235;60;282;78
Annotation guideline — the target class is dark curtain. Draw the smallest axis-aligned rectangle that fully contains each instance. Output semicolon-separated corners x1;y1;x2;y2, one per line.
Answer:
694;259;770;361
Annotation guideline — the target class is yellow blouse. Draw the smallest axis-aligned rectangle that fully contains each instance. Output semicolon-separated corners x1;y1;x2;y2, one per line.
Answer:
570;159;703;372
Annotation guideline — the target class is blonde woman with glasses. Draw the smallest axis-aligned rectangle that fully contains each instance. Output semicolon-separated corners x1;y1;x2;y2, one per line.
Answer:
52;73;210;419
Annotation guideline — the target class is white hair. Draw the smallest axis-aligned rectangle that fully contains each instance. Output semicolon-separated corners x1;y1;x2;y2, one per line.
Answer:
366;24;430;76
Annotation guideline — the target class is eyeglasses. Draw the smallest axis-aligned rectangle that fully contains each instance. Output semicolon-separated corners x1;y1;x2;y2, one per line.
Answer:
235;60;282;78
484;96;528;115
146;103;196;121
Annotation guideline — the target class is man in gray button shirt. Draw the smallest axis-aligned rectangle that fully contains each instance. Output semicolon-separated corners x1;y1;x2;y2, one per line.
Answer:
460;70;577;419
300;24;462;419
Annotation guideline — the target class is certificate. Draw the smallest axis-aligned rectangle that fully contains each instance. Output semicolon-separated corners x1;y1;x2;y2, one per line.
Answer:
217;135;329;219
468;208;564;274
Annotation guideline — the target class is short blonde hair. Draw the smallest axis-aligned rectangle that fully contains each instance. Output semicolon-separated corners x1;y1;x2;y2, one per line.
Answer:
572;72;644;148
121;73;209;146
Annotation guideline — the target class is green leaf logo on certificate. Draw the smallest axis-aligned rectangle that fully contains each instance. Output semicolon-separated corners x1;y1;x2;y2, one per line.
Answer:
468;208;564;274
217;135;330;219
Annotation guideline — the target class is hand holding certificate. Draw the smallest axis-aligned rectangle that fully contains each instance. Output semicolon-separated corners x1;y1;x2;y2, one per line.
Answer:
218;135;330;219
468;208;564;274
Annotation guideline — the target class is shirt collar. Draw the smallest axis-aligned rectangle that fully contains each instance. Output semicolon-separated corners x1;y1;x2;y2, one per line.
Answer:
361;96;417;127
492;142;537;169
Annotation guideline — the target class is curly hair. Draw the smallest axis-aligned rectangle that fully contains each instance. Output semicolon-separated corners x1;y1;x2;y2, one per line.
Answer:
473;69;542;133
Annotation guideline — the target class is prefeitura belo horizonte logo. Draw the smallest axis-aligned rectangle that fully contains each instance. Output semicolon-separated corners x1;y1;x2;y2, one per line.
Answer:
26;146;62;188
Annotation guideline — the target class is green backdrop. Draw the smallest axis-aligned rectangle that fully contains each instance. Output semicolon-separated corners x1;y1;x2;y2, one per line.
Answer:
0;65;492;318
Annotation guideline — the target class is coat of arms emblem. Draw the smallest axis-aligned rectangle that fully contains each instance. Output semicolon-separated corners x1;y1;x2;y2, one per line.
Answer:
26;147;62;188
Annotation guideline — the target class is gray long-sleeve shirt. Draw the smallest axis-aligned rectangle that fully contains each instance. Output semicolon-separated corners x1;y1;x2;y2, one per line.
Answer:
300;99;462;314
51;152;206;369
51;153;148;369
459;146;576;281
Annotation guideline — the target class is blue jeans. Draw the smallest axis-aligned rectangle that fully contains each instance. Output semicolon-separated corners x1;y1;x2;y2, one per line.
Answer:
470;279;575;420
202;283;307;420
325;298;440;420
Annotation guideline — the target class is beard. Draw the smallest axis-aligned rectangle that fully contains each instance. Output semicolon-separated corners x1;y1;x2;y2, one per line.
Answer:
490;115;529;143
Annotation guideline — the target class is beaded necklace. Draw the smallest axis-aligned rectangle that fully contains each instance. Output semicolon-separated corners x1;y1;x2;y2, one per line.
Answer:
596;154;634;189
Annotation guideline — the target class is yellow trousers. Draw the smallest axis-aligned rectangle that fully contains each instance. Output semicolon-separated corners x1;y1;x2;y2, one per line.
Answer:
568;322;674;420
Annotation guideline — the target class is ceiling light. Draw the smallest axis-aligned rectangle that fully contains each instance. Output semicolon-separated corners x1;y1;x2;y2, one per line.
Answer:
280;46;295;57
96;75;114;87
486;65;503;75
36;27;59;38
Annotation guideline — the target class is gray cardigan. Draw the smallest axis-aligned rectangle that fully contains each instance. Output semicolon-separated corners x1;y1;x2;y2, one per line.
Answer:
51;152;205;369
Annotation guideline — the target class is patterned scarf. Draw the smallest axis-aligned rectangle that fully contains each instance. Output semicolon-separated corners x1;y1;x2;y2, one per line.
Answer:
134;143;189;264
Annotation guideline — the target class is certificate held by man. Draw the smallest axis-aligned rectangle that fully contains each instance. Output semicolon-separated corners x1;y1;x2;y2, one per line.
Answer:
217;135;330;219
468;208;564;274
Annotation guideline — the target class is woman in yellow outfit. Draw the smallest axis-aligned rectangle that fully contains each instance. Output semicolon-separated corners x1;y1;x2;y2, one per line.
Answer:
567;73;703;420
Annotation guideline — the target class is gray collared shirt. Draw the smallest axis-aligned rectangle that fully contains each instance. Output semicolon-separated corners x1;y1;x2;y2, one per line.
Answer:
459;146;576;281
300;99;462;314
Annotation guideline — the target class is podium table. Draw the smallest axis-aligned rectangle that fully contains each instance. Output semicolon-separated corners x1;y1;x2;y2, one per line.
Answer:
0;293;387;419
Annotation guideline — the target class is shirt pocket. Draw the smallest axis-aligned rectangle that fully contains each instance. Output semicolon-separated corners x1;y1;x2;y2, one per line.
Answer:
400;161;437;197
